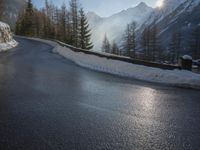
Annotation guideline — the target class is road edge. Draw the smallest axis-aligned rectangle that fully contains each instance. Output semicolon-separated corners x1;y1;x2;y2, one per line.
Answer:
16;36;200;90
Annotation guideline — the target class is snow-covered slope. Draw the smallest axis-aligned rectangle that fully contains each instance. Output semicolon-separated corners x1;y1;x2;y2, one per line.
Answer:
0;21;18;51
142;0;187;26
157;0;200;52
87;2;153;51
138;0;200;55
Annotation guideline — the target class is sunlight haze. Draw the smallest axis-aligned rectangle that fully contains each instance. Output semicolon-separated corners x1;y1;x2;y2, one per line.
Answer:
156;0;164;8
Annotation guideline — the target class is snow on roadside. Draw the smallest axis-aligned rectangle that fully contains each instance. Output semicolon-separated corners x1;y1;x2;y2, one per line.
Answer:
21;37;200;89
0;21;18;51
0;40;18;51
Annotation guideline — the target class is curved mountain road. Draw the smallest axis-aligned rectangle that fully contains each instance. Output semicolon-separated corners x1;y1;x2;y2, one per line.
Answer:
0;38;200;150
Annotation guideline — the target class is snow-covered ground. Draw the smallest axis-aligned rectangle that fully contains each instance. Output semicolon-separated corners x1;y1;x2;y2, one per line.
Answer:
0;21;18;51
21;37;200;89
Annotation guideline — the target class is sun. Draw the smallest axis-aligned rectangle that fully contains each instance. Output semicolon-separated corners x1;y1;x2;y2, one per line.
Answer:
156;0;164;8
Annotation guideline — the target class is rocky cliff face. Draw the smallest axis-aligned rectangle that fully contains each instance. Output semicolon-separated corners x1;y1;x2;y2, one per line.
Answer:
0;21;18;51
0;21;13;42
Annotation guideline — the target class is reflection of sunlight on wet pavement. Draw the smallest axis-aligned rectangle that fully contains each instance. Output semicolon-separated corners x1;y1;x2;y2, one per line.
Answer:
126;87;164;134
125;87;168;147
140;87;157;112
128;86;158;114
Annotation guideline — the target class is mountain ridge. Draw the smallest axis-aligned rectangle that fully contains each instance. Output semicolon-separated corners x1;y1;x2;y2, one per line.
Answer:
87;2;153;51
155;0;200;53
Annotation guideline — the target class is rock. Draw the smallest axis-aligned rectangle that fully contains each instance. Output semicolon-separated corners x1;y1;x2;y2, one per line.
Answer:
0;21;13;43
0;21;18;51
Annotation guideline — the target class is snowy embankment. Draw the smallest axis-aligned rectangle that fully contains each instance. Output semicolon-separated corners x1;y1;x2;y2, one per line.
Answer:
0;21;18;51
23;37;200;89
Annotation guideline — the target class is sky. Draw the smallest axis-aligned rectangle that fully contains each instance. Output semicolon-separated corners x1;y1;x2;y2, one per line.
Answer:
33;0;158;17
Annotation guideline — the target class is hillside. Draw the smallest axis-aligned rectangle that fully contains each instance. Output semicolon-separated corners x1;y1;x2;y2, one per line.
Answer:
157;0;200;52
139;0;200;55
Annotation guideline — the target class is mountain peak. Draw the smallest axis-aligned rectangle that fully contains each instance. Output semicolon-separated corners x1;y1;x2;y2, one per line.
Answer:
87;11;102;19
87;11;98;17
87;11;97;16
137;2;148;8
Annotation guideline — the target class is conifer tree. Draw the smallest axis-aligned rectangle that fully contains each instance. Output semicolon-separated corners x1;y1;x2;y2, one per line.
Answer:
59;3;67;42
169;31;182;64
44;0;55;38
122;21;137;57
78;8;93;50
190;26;200;59
142;23;161;61
70;0;79;47
111;41;119;55
149;24;159;61
34;10;45;37
0;0;5;19
102;34;111;53
15;12;23;35
24;0;35;36
142;26;151;60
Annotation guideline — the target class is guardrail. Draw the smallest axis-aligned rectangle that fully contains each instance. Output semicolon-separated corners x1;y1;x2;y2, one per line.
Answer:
54;40;181;70
15;36;180;70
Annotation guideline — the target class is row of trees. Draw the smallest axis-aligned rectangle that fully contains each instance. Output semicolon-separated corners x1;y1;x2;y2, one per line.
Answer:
15;0;93;49
142;25;200;63
169;31;182;64
102;22;200;64
102;21;160;61
102;21;137;58
141;23;161;62
190;27;200;60
169;27;200;63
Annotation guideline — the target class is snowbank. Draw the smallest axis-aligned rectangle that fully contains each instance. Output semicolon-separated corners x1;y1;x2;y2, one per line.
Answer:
21;37;200;89
182;55;193;60
0;21;18;51
55;46;200;89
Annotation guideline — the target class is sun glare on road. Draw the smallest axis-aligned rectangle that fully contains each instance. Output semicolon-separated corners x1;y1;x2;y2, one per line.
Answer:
156;0;164;8
128;87;157;112
140;87;157;111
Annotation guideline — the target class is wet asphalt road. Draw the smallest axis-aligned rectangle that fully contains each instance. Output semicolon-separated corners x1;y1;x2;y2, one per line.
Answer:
0;38;200;150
